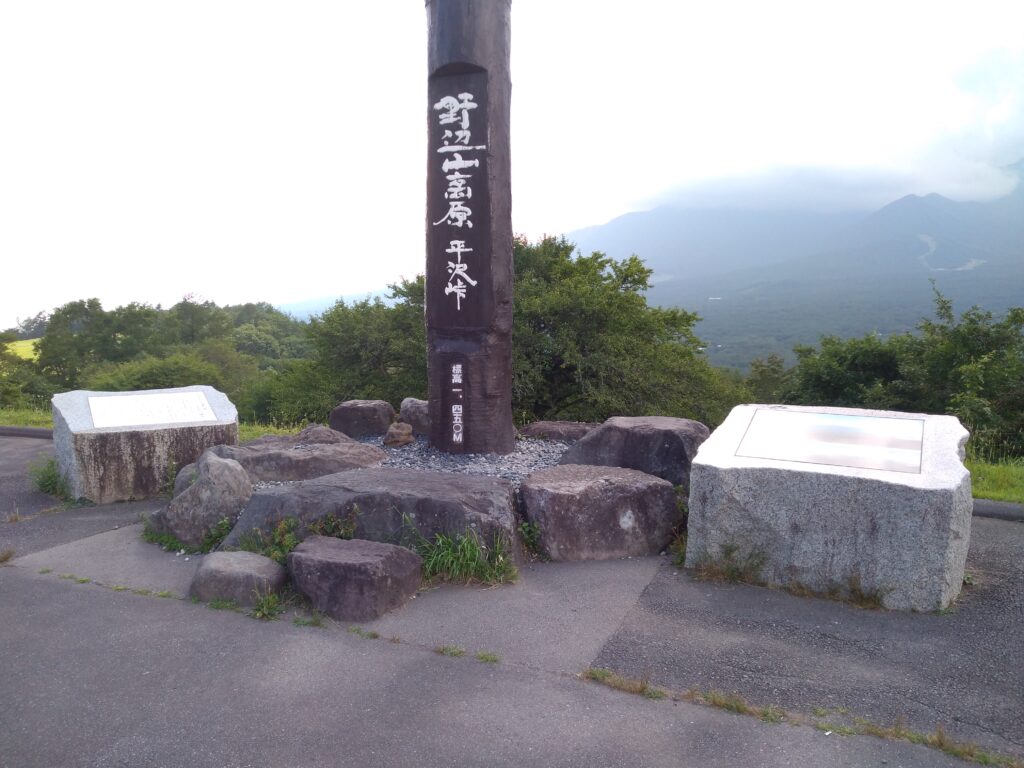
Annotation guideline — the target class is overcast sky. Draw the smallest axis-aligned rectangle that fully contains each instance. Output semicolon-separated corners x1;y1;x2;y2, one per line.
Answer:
2;0;1022;329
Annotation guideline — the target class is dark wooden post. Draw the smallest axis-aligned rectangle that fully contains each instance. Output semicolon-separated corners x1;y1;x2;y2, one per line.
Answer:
425;0;515;454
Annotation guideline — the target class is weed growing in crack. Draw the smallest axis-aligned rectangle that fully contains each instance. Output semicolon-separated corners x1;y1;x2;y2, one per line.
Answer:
435;645;466;658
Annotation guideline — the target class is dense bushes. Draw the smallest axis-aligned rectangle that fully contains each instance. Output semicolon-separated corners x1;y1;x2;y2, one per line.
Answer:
749;287;1024;457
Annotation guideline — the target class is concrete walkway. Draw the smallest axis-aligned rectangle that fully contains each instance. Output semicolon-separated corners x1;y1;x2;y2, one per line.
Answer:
1;436;1021;768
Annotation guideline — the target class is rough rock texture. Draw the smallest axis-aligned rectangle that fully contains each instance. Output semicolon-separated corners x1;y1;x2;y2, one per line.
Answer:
384;422;415;447
399;398;430;435
328;400;395;438
558;416;710;492
685;404;973;612
521;465;680;561
148;452;252;550
223;468;516;554
188;551;286;607
51;386;237;504
172;424;384;489
288;537;422;621
520;421;598;442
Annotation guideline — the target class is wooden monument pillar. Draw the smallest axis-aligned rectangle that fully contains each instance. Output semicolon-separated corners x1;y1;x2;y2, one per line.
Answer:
425;0;515;454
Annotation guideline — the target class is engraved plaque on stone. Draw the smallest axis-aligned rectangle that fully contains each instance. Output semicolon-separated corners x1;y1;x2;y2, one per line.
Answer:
88;391;217;429
735;408;924;474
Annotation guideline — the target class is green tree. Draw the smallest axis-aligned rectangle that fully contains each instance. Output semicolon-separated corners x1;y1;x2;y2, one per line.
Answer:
511;236;744;425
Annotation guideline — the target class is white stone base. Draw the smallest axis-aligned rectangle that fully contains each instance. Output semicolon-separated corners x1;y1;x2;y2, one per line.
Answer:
684;405;972;612
52;386;238;504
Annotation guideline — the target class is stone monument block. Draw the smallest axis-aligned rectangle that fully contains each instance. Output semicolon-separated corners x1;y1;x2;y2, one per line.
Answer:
52;385;238;504
684;404;972;611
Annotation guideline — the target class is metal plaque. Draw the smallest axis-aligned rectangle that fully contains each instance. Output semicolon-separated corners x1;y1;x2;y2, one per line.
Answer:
88;392;217;429
735;408;924;474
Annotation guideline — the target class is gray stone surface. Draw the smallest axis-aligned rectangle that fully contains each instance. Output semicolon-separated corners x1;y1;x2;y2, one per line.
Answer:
288;536;422;621
521;465;680;561
223;468;516;553
558;416;709;492
148;452;252;550
51;385;237;504
209;426;385;482
383;422;415;447
520;421;598;441
685;404;973;611
328;399;395;438
399;397;430;434
188;550;286;606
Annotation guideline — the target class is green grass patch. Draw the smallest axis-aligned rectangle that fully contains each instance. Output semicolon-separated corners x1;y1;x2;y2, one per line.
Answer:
474;651;501;664
0;406;51;428
967;457;1024;504
207;598;240;611
30;458;70;501
404;518;517;585
8;339;38;360
238;422;304;443
38;567;52;574
75;576;91;584
132;588;153;596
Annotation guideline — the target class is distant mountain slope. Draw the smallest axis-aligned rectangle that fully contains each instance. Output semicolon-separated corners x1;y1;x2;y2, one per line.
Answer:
569;172;1024;370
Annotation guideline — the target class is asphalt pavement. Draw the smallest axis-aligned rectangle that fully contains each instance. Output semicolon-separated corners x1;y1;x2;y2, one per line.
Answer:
1;435;1021;768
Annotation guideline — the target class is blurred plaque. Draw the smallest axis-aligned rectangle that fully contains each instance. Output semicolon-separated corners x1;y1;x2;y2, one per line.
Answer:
736;408;924;474
89;392;217;429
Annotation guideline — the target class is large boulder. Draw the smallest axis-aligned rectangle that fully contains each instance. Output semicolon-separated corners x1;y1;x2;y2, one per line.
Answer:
173;425;386;487
519;421;598;442
51;385;237;504
189;551;286;606
685;404;973;612
148;452;252;550
328;400;395;438
521;465;680;561
399;398;430;435
558;416;710;492
223;468;517;554
288;537;422;621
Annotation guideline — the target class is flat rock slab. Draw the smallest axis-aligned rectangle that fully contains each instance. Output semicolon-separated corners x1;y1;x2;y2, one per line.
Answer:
288;536;422;621
223;468;517;553
207;428;385;483
189;551;286;606
329;399;395;438
14;523;200;596
685;404;972;611
558;415;709;492
520;421;598;441
52;385;237;504
521;465;680;561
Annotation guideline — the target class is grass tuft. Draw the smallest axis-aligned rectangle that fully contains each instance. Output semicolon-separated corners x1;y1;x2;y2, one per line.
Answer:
293;612;326;628
694;543;766;585
38;567;52;574
250;591;285;620
435;644;466;658
404;517;517;585
583;667;666;699
207;598;239;611
347;626;380;639
0;548;14;564
30;458;70;501
474;651;501;664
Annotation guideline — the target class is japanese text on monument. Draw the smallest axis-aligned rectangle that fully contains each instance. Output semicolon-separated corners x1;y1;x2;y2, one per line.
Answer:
433;92;485;312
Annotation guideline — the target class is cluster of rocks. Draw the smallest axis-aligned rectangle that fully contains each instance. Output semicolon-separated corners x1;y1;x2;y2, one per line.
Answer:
150;399;710;621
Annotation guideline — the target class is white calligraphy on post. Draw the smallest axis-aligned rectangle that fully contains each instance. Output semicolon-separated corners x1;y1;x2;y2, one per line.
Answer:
432;92;485;311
